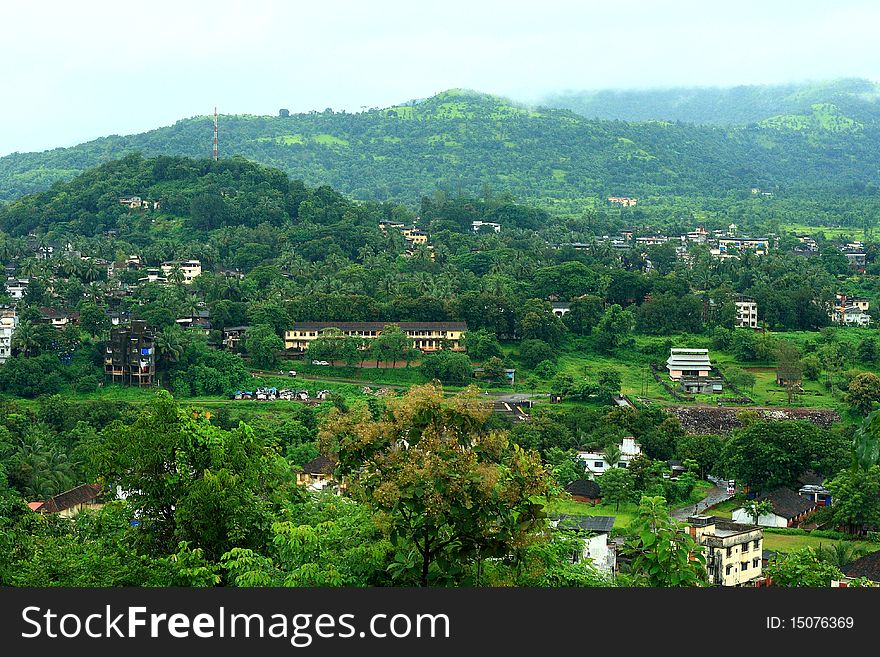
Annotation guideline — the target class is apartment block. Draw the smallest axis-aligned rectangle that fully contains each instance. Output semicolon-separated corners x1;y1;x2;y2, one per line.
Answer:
104;320;156;387
687;515;764;586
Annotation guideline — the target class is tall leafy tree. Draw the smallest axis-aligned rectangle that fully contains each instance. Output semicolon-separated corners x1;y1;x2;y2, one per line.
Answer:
319;384;550;586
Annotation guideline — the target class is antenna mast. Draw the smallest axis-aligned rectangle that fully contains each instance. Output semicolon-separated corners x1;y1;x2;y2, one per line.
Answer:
212;107;218;161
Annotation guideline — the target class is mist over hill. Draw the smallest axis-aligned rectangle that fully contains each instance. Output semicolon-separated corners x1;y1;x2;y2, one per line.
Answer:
541;78;880;125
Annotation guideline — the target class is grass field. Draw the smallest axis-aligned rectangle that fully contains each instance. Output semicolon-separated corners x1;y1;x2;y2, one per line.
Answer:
543;497;639;528
761;532;880;554
778;222;867;240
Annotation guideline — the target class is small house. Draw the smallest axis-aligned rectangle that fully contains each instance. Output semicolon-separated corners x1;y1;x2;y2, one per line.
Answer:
551;514;617;575
29;484;104;519
564;479;601;505
833;551;880;586
577;437;642;475
297;455;337;491
731;488;817;528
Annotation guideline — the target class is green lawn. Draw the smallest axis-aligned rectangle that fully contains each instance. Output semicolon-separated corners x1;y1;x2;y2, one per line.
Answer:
778;222;866;240
543;497;638;528
762;532;880;554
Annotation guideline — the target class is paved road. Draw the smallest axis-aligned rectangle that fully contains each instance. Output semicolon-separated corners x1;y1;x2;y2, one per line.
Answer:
671;475;733;521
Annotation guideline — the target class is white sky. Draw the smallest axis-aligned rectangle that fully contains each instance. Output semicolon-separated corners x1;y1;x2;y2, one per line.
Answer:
2;0;879;155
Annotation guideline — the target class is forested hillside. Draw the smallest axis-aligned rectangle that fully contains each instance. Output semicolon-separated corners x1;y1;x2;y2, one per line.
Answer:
2;86;880;206
543;78;880;125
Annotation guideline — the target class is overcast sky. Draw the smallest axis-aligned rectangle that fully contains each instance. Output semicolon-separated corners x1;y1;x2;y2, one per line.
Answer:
2;0;879;156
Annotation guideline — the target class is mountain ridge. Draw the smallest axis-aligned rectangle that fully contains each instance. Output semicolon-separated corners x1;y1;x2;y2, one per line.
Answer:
2;81;880;206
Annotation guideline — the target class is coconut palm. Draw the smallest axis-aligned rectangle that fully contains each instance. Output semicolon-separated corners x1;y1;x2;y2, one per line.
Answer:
602;443;623;471
12;319;42;357
816;542;870;570
154;325;185;384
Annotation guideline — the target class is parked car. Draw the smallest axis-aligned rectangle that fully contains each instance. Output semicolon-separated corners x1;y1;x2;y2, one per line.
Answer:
288;370;297;377
311;360;330;366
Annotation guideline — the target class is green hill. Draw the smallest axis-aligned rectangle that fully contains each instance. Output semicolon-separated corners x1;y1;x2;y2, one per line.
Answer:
2;86;880;207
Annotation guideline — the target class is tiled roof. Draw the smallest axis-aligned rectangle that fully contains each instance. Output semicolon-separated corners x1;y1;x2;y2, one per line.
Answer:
757;488;816;520
565;479;601;499
843;551;880;582
31;484;102;513
291;322;467;331
554;514;615;533
302;455;335;475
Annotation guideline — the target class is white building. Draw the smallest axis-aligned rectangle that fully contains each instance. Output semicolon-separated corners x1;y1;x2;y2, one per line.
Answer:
0;308;17;364
472;220;501;233
666;348;712;380
137;268;169;285
551;302;571;317
5;277;29;301
634;235;669;246
160;260;202;285
735;296;758;329
832;294;871;326
577;437;642;475
551;515;617;576
731;489;817;528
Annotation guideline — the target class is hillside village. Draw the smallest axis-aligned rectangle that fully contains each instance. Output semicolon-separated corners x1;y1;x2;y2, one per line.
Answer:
1;154;880;590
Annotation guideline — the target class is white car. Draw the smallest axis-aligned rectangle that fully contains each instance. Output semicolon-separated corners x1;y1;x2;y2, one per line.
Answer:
311;360;330;366
288;370;297;377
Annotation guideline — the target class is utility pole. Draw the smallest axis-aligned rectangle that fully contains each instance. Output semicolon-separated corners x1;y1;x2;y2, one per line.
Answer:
213;107;218;161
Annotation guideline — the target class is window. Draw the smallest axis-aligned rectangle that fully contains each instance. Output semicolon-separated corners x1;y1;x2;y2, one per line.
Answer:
725;565;732;576
618;462;627;468
594;462;604;469
741;561;748;571
753;558;759;568
726;547;733;557
753;540;760;550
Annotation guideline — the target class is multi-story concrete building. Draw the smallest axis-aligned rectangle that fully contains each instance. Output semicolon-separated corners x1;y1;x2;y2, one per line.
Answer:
666;348;723;394
5;277;29;301
832;294;871;326
734;296;759;329
222;326;249;352
284;322;467;353
0;307;17;364
687;515;765;587
718;237;770;255
161;260;202;285
104;320;156;387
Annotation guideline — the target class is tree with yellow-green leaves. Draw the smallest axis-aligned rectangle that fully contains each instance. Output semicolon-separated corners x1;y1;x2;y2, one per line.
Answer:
319;383;551;586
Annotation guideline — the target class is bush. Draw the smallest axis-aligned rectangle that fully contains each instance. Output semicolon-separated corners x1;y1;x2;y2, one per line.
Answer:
71;373;102;394
421;350;473;385
520;339;555;369
533;359;558;378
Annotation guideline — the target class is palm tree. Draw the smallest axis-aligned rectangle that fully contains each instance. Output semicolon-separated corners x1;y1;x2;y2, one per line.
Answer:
12;319;40;357
154;326;185;384
168;265;185;286
10;431;78;499
602;443;623;471
815;542;869;570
